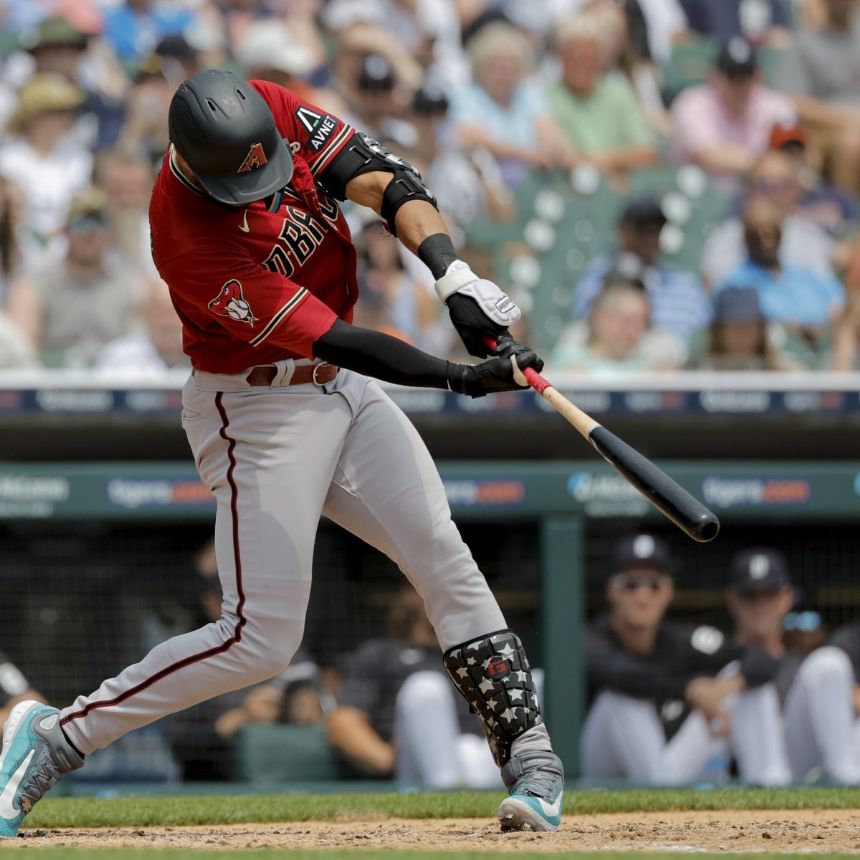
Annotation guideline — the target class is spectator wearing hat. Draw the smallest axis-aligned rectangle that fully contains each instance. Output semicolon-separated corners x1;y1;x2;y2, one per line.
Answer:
0;74;90;246
728;547;860;784
10;188;144;368
768;120;858;236
234;20;320;104
715;196;844;364
702;149;839;287
776;0;860;194
552;275;686;375
581;532;790;786
573;197;710;345
20;15;126;151
670;37;796;185
334;51;414;147
694;286;801;371
449;21;572;188
546;12;659;178
678;0;792;46
406;84;512;230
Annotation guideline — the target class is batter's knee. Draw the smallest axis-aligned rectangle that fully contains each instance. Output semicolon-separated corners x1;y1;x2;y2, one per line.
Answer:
231;619;304;684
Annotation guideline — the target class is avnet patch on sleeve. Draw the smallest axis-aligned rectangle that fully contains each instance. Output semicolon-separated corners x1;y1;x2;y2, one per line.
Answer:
294;106;338;152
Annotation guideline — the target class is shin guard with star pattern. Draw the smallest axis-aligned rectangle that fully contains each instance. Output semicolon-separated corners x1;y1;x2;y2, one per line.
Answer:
442;629;542;767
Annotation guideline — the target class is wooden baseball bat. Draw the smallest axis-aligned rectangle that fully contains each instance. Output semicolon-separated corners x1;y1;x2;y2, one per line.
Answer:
488;341;720;543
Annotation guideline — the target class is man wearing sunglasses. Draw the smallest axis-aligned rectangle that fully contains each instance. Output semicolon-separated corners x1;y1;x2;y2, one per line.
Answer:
581;532;789;785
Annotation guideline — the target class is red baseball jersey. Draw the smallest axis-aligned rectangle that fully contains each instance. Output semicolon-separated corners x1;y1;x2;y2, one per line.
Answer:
149;80;358;373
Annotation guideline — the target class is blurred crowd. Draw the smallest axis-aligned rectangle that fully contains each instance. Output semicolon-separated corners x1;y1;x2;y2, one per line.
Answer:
0;0;859;374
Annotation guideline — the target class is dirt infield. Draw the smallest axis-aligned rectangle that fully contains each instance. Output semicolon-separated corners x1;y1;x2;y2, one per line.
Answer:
7;809;860;853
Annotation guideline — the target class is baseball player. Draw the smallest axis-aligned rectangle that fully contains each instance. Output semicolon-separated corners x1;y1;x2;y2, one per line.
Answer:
0;69;562;835
581;533;790;785
727;547;860;784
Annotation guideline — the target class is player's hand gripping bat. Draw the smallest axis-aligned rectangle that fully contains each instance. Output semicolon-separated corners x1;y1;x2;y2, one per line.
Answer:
489;338;720;543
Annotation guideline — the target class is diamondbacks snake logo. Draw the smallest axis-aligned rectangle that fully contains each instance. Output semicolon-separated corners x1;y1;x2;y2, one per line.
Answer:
208;279;257;326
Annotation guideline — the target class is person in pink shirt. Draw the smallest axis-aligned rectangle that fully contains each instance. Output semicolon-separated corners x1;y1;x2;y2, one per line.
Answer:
670;37;795;186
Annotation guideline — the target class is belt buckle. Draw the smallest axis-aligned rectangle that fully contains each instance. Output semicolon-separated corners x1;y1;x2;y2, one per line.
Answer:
312;362;331;386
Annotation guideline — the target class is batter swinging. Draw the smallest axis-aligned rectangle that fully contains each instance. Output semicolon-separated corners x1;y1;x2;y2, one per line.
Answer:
0;70;563;834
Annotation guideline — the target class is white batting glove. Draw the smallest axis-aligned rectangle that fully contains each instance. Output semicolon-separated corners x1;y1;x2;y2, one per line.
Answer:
434;261;521;327
435;260;521;357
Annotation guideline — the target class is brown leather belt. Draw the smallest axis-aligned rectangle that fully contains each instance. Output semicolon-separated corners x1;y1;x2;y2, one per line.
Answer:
246;363;338;387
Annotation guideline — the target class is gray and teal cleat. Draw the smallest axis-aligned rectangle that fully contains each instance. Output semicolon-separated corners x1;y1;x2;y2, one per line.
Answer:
498;749;564;831
0;700;83;837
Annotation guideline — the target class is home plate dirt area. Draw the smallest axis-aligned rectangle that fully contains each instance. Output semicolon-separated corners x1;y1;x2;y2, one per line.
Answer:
7;809;860;853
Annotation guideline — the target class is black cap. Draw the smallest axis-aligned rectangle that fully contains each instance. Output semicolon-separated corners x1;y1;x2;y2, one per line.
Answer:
358;53;396;93
620;196;667;229
613;533;671;574
412;84;449;116
716;37;758;78
168;69;294;206
730;548;791;592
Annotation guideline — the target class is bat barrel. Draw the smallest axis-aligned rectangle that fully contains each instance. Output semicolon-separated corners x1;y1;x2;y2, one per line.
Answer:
588;426;720;544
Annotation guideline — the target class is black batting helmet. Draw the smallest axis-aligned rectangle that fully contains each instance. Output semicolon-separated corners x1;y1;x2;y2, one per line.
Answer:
168;69;293;206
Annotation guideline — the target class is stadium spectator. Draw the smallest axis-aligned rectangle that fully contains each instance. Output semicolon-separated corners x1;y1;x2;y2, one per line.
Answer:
715;197;844;357
552;277;685;374
116;53;182;170
546;13;659;177
702;149;838;286
352;219;445;352
768;119;859;237
692;286;800;371
669;37;795;185
93;148;155;276
677;0;792;45
95;277;187;376
102;0;196;67
727;547;860;784
327;587;502;788
776;0;860;194
405;84;513;233
449;21;570;188
0;74;90;246
9;187;144;368
19;15;126;152
581;532;790;785
572;197;710;344
234;20;319;103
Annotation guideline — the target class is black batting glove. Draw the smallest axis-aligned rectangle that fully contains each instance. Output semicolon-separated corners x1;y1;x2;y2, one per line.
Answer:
447;293;507;358
446;350;543;398
490;333;543;372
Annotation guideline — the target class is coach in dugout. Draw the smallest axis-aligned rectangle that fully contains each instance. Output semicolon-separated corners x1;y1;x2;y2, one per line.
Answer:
580;533;790;786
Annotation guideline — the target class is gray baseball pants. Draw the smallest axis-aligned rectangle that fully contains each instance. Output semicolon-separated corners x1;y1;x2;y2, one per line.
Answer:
60;362;507;754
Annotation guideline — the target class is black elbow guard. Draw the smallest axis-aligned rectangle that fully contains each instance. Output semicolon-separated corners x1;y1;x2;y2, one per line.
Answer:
320;131;437;234
380;171;437;236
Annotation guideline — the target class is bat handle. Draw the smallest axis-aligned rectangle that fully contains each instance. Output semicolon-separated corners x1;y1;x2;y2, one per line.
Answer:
483;337;552;394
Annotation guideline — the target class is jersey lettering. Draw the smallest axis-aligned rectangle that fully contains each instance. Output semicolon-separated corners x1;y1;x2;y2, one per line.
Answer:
262;207;329;278
308;115;337;152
